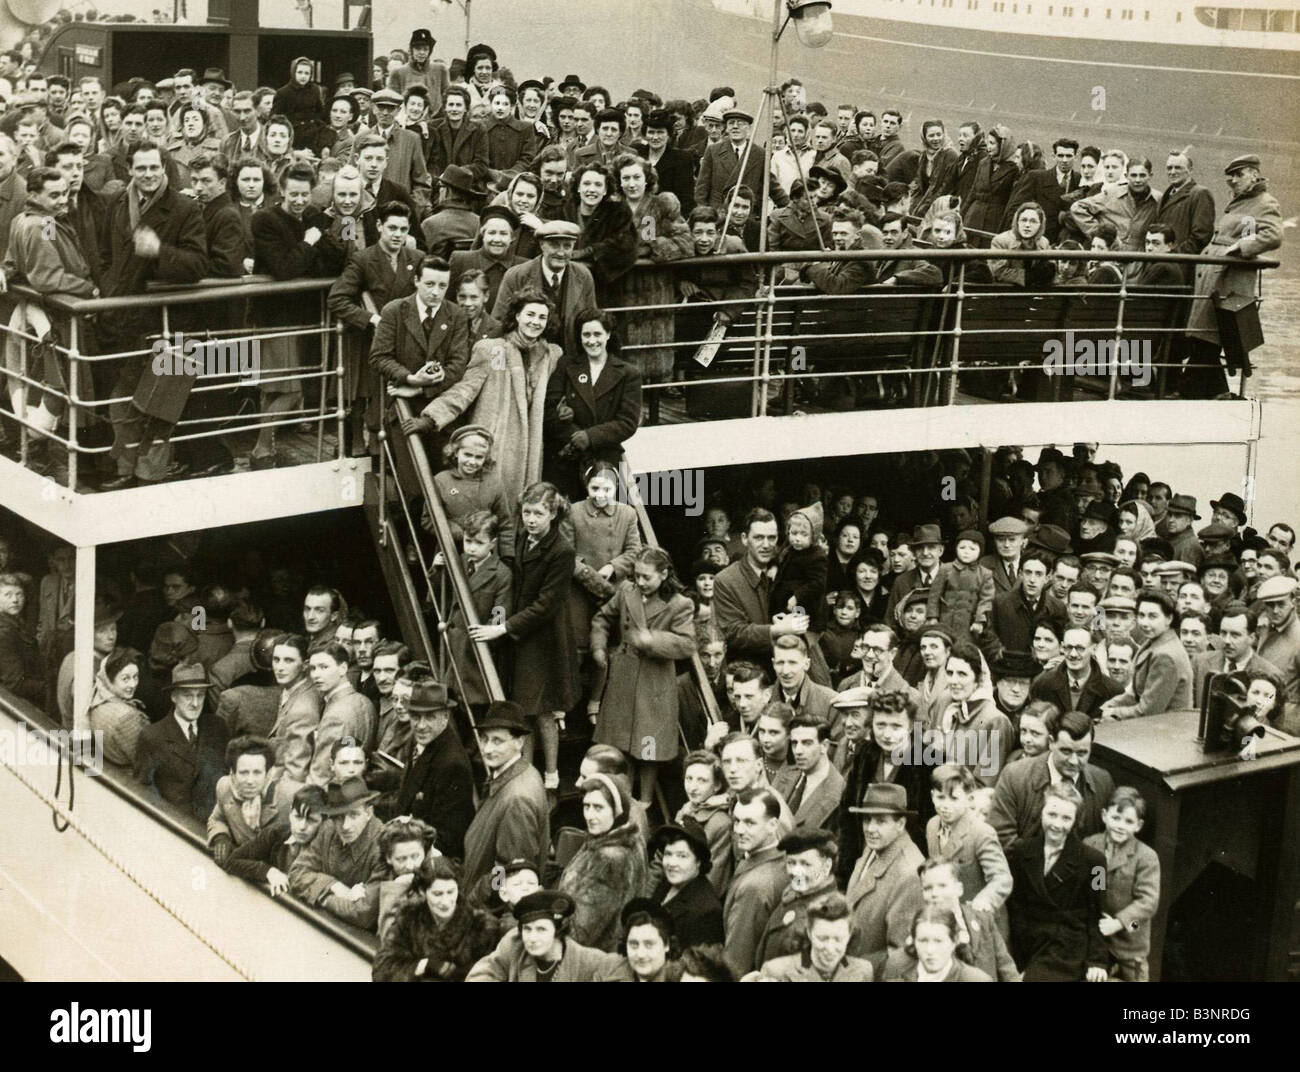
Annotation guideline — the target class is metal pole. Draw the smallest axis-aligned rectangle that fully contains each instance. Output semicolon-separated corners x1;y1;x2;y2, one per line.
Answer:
18;328;28;467
757;0;782;255
1108;276;1127;401
67;317;80;491
71;544;95;739
946;261;966;406
465;0;472;55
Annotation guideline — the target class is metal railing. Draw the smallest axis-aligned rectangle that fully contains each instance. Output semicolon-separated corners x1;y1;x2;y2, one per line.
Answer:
1;276;345;490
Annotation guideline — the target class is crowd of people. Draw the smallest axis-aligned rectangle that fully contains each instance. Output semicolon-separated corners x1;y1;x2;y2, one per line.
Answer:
2;429;1298;981
0;29;1286;488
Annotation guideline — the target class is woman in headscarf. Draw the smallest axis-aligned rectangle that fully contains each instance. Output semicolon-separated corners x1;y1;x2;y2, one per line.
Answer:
168;104;222;188
557;771;649;951
1118;498;1157;545
272;56;326;150
963;124;1018;246
88;647;149;766
989;201;1053;286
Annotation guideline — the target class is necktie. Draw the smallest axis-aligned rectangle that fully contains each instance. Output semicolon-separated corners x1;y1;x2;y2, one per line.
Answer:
864;849;878;871
187;723;197;745
787;774;807;814
423;312;435;339
243;137;252;155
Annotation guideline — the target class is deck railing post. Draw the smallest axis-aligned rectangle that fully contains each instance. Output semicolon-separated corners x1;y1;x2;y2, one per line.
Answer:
1109;273;1128;400
17;325;28;467
946;261;967;406
377;427;388;546
66;317;80;491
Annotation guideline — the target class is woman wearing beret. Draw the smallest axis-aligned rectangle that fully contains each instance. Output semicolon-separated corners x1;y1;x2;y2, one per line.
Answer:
648;819;725;948
620;898;683;982
372;856;497;982
557;772;649;952
465;889;633;981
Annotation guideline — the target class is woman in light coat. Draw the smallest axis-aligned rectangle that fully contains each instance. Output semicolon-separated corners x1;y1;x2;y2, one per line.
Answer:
412;292;563;505
590;547;695;801
989;202;1053;286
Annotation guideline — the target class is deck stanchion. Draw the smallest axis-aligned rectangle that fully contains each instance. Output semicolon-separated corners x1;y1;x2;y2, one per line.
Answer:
947;261;967;406
1109;276;1128;400
66;317;80;491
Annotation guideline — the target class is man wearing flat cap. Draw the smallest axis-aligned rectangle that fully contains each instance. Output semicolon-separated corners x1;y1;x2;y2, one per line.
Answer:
755;828;839;965
844;782;924;957
492;218;597;354
366;87;433;214
462;702;550;889
695;104;789;211
982;516;1030;597
1256;576;1300;728
133;662;230;821
1183;151;1282;398
289;777;386;917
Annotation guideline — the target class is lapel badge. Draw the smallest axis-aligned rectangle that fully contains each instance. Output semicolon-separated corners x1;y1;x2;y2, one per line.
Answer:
782;910;797;926
578;373;589;384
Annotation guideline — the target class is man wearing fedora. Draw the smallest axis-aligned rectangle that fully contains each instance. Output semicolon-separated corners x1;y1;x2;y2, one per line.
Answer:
462;701;549;890
1031;625;1123;719
885;524;945;624
133;661;230;821
388;28;449;115
365;88;432;215
422;164;485;256
844;782;924;957
695;107;789;212
289;776;386;915
1162;493;1204;566
491;219;597;355
389;682;474;859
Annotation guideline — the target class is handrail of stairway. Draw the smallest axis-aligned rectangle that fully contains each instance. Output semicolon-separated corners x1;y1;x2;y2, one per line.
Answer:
389;396;508;704
0;688;379;963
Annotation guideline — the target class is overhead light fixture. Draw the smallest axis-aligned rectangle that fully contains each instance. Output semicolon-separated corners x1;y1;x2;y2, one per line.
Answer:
788;0;834;48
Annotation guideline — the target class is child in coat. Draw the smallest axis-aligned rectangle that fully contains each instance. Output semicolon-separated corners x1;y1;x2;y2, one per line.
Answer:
926;529;995;639
431;425;516;556
918;857;1022;981
771;502;828;629
690;557;719;626
1083;786;1161;982
469;481;578;790
590;546;696;806
819;590;863;682
925;763;1013;918
432;509;513;708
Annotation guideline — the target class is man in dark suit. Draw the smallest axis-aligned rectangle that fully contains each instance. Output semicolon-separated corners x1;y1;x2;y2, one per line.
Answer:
491;220;596;355
391;682;474;859
1154;150;1215;261
1001;137;1082;240
221;91;268;164
428;86;489;177
449;204;525;309
48;140;108;290
980;516;1029;598
1030;625;1124;718
133;662;230;821
366;88;432;215
1006;782;1108;981
1191;602;1280;706
368;254;470;446
354;133;423;244
989;709;1115;852
639;109;695;215
328;200;422;454
986;553;1058;663
1125;225;1187;288
98;138;209;489
884;524;944;624
712;508;801;664
694;108;788;212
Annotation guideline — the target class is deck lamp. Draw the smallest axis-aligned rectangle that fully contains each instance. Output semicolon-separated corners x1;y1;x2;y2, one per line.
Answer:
787;1;834;48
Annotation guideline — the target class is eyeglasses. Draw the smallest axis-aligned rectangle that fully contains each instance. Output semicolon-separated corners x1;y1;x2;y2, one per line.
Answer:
1062;645;1089;654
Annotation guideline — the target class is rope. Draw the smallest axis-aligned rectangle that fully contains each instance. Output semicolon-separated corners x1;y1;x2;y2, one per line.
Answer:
0;752;257;981
50;735;73;833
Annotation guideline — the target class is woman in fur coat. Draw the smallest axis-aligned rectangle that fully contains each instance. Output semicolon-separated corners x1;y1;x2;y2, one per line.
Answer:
372;856;498;982
557;772;649;952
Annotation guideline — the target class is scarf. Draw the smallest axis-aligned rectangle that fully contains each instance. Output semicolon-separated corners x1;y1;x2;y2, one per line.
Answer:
126;171;169;232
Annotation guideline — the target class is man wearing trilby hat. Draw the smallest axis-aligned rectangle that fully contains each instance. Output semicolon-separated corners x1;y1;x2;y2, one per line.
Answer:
133;661;230;821
288;776;385;915
694;104;790;211
844;781;924;957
